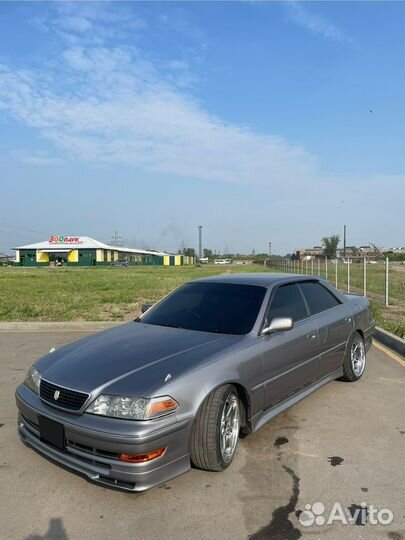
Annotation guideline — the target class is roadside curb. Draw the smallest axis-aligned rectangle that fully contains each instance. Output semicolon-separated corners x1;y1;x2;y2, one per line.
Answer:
0;321;125;332
374;326;405;358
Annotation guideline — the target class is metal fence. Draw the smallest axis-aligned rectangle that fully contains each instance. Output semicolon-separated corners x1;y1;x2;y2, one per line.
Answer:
265;257;404;309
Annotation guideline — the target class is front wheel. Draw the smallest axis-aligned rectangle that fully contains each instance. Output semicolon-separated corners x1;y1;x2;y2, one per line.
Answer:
190;385;240;471
340;332;366;382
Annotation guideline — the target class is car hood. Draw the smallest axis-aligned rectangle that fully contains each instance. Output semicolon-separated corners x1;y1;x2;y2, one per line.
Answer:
36;322;241;396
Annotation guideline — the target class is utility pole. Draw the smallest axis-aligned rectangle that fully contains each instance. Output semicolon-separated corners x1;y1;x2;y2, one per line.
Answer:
198;226;203;260
343;224;347;258
110;230;123;246
268;242;272;257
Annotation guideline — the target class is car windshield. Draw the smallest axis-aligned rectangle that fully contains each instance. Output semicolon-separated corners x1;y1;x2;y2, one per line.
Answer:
141;282;266;335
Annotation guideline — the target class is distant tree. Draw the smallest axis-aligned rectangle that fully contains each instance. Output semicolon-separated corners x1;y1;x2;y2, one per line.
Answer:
183;247;196;257
203;248;213;258
252;252;267;258
388;253;405;262
322;235;340;258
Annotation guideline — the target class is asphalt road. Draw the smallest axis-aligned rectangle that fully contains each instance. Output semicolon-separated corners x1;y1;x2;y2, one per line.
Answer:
0;328;404;540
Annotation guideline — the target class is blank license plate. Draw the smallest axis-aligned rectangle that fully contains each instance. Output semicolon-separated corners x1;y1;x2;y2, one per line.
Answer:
38;416;65;451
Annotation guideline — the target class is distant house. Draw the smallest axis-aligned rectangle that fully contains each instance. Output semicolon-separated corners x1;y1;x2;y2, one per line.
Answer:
0;252;13;264
13;235;195;267
294;246;324;260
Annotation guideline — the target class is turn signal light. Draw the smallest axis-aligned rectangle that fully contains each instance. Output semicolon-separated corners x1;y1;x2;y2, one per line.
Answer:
146;398;178;418
119;447;166;463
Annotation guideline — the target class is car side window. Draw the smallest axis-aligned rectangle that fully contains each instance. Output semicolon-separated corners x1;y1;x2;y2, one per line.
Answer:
266;283;309;325
298;281;341;315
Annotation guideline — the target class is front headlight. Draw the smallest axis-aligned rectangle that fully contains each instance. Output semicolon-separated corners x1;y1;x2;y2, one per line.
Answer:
86;395;178;420
24;365;42;394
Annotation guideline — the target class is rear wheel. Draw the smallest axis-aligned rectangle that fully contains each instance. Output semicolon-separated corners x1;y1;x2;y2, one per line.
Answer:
340;332;366;382
190;385;240;471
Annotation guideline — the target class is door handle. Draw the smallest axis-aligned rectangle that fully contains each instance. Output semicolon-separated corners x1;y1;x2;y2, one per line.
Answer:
306;333;317;340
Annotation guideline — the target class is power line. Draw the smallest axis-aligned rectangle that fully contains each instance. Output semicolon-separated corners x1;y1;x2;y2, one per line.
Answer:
0;219;47;236
110;230;124;247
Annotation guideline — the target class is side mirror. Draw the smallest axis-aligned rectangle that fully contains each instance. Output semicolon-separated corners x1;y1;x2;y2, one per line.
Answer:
141;304;152;314
261;317;293;336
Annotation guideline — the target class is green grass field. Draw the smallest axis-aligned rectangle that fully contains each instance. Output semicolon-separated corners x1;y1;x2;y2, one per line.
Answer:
0;264;270;321
1;263;403;337
275;260;405;305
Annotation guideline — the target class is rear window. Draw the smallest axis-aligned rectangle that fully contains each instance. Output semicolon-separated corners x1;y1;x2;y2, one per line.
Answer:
298;281;341;315
141;282;266;335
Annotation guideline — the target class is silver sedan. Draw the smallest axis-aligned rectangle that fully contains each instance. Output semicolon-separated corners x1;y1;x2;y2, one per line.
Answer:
16;273;375;491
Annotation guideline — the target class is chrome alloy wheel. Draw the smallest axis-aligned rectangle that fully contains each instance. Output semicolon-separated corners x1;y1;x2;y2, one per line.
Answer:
351;335;366;377
220;392;240;463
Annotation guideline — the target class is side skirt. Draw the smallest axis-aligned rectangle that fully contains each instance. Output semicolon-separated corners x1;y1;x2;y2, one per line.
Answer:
251;367;343;433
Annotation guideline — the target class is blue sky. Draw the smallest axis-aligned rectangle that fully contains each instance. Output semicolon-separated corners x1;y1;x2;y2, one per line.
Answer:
0;1;404;255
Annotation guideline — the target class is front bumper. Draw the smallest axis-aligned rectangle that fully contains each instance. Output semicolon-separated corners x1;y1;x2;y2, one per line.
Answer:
16;384;192;491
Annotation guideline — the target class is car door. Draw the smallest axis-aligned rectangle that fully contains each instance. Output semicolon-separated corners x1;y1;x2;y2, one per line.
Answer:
298;281;352;377
260;282;320;409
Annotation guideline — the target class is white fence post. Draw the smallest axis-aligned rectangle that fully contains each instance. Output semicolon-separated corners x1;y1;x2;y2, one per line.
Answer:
317;258;320;276
363;258;367;297
385;257;389;306
325;257;328;279
347;258;350;293
335;258;338;289
311;259;314;275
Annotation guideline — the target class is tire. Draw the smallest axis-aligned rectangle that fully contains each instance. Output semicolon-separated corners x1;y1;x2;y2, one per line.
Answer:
340;332;366;382
190;384;240;472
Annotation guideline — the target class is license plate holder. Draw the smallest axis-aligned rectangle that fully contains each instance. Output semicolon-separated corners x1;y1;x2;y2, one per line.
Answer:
38;416;65;451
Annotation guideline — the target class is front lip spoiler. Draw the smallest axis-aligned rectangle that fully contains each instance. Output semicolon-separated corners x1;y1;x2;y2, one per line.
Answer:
18;421;190;492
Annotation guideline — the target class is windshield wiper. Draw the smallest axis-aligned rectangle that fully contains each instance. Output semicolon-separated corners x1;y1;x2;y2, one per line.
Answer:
204;328;235;335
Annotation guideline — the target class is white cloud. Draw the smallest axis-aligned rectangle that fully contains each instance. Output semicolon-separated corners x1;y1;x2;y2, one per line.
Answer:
0;39;320;187
285;2;350;43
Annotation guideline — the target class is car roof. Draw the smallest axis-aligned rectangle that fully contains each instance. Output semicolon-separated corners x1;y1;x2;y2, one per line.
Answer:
192;273;321;288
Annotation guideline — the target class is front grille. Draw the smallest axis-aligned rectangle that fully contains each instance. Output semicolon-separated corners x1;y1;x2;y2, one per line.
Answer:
40;379;89;411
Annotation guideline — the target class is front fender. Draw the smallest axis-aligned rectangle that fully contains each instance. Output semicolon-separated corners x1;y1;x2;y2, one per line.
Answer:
152;340;264;428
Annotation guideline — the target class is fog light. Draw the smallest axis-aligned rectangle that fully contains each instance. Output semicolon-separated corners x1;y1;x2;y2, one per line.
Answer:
119;447;166;463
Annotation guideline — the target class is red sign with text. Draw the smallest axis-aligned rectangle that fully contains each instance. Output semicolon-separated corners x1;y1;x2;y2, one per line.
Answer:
49;236;83;244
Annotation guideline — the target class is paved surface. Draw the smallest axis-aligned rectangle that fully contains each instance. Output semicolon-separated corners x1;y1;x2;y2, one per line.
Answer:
0;329;404;540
